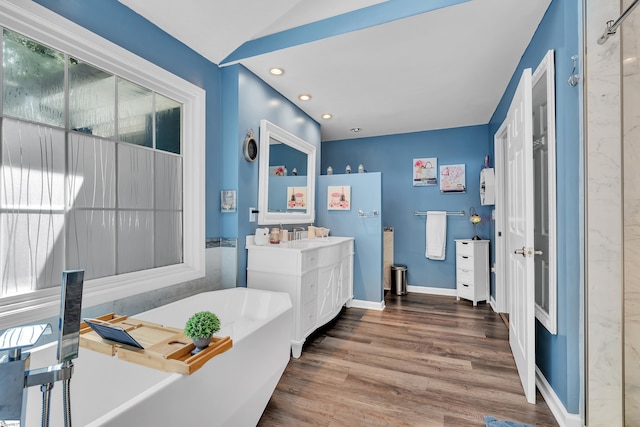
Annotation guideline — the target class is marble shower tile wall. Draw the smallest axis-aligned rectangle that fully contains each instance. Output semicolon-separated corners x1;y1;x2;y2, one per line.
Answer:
623;0;640;422
586;0;624;425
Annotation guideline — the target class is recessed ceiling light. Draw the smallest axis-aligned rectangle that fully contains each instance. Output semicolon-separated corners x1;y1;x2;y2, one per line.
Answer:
321;113;332;120
269;67;284;76
350;127;362;133
298;94;312;101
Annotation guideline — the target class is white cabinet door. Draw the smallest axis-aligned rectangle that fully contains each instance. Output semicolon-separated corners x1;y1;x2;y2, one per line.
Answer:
339;254;353;304
317;264;338;326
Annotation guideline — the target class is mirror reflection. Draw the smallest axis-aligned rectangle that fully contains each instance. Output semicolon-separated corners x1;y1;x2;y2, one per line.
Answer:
268;136;308;213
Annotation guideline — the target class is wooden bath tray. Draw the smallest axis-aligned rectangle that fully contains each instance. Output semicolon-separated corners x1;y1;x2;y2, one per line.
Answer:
79;313;233;375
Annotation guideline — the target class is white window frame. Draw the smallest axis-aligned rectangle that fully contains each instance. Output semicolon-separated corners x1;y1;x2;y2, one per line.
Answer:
0;0;206;329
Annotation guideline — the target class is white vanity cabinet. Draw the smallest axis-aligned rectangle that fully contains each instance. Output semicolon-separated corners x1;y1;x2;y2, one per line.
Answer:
246;236;354;358
455;239;490;306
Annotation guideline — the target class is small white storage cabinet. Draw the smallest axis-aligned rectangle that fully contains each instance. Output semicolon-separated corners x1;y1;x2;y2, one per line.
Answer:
246;236;354;358
455;239;489;306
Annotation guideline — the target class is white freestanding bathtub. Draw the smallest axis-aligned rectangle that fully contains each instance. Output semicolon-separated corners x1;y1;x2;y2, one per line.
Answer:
23;287;292;427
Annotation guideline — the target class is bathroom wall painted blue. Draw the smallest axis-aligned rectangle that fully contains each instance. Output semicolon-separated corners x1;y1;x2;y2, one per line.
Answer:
318;173;383;302
488;0;580;413
223;65;321;286
322;125;492;290
220;67;240;238
33;0;223;240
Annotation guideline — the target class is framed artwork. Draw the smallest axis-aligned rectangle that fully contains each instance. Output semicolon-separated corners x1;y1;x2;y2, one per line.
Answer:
220;190;236;212
269;165;286;176
413;157;437;186
439;164;466;193
327;186;351;210
287;186;307;210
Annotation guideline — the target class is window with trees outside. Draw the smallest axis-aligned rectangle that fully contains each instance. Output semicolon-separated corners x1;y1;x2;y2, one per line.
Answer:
0;2;205;328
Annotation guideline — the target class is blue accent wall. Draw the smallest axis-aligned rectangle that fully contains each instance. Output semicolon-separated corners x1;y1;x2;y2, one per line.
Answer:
488;0;580;413
322;125;492;290
33;0;223;239
221;66;240;238
318;173;383;302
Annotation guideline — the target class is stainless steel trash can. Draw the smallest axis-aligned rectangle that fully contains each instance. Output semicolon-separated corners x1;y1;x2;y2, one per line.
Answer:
391;264;407;295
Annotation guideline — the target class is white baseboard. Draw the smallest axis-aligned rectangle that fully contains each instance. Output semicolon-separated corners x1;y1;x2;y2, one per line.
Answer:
406;285;457;297
350;299;385;311
536;367;583;427
490;296;497;312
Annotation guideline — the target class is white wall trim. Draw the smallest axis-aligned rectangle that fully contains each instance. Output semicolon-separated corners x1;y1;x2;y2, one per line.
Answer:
350;299;385;311
0;0;206;329
536;367;583;427
407;285;457;297
489;296;498;312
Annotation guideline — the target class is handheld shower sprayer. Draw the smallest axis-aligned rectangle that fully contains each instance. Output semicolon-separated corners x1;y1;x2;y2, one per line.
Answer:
0;270;84;427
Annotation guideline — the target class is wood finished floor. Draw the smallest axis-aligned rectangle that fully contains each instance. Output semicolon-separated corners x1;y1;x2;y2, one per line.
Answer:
258;292;558;427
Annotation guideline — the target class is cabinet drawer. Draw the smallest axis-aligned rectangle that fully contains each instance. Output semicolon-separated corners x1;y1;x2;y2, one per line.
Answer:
340;240;354;258
317;245;340;266
456;268;475;285
302;299;317;335
457;281;474;299
301;251;318;273
456;254;474;271
456;240;475;256
301;273;317;304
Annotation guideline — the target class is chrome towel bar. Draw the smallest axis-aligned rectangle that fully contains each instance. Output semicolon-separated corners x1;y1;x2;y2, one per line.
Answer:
414;210;465;216
358;210;379;218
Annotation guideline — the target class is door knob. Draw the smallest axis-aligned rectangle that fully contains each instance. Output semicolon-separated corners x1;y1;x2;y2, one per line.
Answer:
513;247;543;257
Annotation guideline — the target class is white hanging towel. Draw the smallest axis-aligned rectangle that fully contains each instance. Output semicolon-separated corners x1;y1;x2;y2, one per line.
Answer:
425;211;447;260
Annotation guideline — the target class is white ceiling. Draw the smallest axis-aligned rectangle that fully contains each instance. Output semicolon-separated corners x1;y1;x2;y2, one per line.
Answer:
118;0;551;141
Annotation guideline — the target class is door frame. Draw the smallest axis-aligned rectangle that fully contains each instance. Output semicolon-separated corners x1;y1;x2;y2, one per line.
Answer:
494;123;536;318
494;125;509;314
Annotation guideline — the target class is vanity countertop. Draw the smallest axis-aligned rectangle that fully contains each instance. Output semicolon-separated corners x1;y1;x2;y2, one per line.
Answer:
245;235;353;251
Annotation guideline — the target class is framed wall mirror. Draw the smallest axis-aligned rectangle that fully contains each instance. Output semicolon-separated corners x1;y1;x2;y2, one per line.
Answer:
531;49;557;334
258;119;316;225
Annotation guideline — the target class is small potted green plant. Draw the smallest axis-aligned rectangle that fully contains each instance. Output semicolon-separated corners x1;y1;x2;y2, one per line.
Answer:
184;311;220;354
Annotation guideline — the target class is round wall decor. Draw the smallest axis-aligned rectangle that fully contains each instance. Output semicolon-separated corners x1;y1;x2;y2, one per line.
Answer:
243;128;258;162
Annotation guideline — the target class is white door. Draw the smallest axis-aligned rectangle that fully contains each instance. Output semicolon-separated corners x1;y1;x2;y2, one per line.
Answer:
505;68;536;404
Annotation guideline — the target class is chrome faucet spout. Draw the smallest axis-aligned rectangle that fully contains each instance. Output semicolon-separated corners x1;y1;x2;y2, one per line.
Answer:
292;227;305;240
